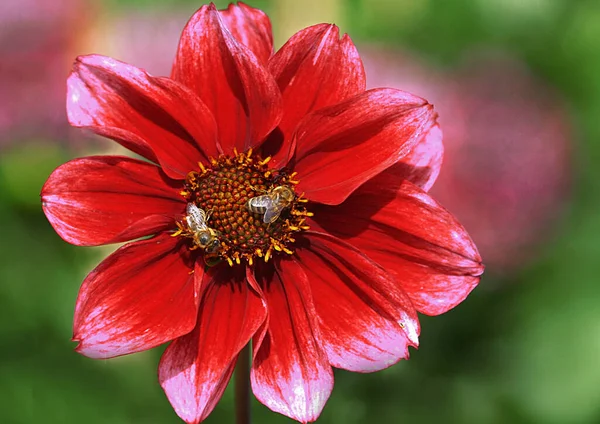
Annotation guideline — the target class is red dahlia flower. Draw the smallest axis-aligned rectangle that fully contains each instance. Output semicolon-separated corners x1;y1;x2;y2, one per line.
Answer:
41;3;483;423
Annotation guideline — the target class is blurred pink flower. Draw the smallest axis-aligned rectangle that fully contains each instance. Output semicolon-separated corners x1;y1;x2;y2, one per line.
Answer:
363;48;572;271
0;0;89;145
94;10;190;77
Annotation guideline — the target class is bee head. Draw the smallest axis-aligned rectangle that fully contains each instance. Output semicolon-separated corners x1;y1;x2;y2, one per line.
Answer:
205;238;221;254
277;186;295;203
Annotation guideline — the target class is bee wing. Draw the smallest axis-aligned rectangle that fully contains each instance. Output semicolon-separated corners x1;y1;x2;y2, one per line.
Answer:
186;203;207;231
248;195;274;211
263;204;285;223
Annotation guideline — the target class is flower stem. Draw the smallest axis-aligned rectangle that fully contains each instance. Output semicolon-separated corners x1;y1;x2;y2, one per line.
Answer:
235;343;251;424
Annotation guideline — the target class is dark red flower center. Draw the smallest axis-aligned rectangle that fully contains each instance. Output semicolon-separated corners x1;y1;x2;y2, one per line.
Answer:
174;149;311;266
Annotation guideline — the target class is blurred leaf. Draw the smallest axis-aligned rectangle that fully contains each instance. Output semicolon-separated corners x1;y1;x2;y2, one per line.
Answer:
0;142;69;210
495;209;600;424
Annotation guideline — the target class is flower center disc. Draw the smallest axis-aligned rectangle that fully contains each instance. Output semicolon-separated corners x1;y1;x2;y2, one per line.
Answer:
179;149;311;266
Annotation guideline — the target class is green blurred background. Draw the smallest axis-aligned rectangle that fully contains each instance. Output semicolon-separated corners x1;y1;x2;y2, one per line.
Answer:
1;0;599;422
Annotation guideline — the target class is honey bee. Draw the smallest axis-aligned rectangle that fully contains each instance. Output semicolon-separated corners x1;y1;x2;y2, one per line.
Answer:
185;203;221;253
247;185;295;224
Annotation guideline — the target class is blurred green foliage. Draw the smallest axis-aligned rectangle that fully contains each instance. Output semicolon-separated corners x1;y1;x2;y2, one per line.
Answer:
2;0;599;423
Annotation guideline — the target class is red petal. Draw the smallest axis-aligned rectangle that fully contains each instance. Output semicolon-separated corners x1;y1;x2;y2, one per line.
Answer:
245;267;269;358
311;180;484;316
219;2;273;64
159;267;267;424
294;88;437;204
365;123;443;194
296;236;414;372
265;24;366;167
41;156;184;246
172;4;282;155
73;234;199;359
394;123;444;191
68;55;219;179
251;260;333;422
301;232;419;346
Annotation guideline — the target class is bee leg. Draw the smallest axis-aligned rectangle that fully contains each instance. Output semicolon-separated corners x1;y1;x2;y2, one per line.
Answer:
206;207;215;220
248;184;267;194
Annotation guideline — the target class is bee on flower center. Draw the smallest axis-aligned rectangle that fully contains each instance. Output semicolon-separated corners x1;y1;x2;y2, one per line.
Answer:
247;185;295;224
175;149;313;266
184;203;221;253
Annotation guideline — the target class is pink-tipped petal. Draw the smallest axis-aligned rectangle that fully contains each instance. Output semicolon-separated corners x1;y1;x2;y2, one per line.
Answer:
251;260;333;422
311;179;484;316
294;88;437;205
159;267;267;424
301;232;420;349
73;234;199;359
219;2;273;63
264;24;366;167
296;236;414;372
395;123;444;191
68;55;219;178
41;156;184;246
172;4;282;155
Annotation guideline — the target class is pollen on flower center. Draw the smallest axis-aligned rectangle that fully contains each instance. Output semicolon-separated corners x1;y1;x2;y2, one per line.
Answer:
175;148;312;266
